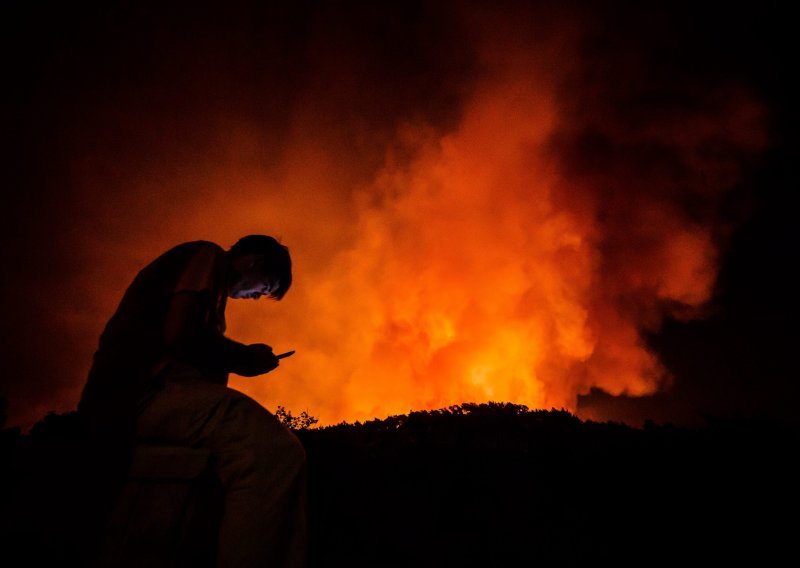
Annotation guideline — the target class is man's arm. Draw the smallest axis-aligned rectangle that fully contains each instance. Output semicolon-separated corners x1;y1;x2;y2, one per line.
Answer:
162;291;278;376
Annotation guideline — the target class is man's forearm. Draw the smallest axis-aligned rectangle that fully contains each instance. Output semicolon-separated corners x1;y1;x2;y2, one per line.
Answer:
163;291;256;374
179;329;256;375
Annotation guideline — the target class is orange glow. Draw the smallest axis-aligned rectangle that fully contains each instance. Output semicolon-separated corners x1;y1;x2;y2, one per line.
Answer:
42;9;766;430
223;75;760;424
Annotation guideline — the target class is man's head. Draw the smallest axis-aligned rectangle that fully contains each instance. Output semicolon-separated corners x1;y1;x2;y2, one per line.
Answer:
227;235;292;300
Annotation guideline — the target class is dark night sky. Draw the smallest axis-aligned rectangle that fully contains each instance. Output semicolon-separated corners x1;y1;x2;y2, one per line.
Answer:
1;0;797;429
575;1;800;424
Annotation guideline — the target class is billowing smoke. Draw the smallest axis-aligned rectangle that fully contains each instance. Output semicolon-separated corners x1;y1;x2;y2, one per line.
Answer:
1;1;766;427
227;6;766;423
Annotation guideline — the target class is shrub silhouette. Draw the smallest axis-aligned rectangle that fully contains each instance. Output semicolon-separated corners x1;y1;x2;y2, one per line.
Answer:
1;402;798;567
275;406;319;430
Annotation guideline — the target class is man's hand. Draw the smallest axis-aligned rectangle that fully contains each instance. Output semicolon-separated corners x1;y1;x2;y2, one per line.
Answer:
236;343;280;377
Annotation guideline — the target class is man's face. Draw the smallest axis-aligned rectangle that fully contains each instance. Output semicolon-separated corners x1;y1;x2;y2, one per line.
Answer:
229;255;280;300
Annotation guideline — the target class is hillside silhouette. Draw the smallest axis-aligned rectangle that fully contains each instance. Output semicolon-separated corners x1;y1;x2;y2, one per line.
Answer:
1;401;797;566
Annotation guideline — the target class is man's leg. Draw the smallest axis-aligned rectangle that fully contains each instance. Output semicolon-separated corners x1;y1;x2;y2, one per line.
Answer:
135;377;307;568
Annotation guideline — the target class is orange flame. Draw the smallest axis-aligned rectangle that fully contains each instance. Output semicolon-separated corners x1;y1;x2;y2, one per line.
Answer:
222;63;764;425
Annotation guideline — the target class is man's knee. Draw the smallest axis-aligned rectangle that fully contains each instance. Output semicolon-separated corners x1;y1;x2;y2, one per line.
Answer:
253;410;306;473
224;396;306;476
281;427;306;473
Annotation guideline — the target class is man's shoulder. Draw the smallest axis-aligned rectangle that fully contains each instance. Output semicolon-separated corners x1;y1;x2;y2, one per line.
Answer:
139;241;226;284
166;241;227;294
157;240;225;265
171;240;225;256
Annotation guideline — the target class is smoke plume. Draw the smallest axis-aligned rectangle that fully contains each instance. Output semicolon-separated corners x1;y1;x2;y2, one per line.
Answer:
0;1;766;427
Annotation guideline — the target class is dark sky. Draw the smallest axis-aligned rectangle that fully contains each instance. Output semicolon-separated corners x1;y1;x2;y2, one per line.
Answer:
1;0;797;429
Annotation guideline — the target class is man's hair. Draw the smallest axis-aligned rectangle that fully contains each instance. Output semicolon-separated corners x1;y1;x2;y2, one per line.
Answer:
230;235;292;300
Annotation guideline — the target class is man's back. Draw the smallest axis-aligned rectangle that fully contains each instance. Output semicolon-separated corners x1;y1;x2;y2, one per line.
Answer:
79;240;228;421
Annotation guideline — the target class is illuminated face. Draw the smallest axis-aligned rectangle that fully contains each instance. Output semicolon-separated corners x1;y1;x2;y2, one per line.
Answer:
229;255;280;300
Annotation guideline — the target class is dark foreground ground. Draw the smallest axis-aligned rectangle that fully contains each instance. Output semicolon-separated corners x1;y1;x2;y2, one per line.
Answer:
2;403;798;566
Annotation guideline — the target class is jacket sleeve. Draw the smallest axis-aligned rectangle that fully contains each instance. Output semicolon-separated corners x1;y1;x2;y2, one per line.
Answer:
162;290;257;374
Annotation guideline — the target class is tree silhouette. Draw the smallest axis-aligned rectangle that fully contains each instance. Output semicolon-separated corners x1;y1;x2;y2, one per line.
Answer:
275;406;319;431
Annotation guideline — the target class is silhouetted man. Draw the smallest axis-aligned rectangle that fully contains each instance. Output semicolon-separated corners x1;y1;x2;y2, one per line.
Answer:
78;236;306;568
